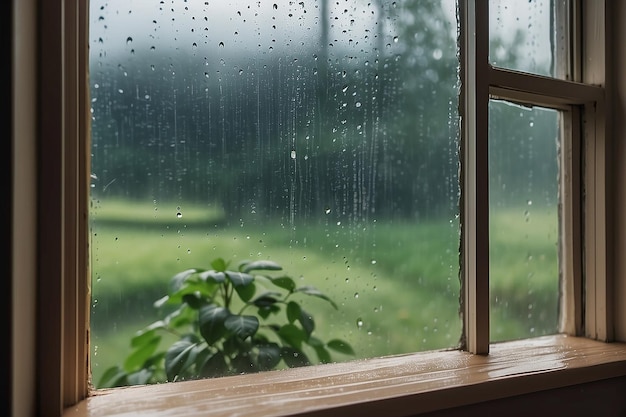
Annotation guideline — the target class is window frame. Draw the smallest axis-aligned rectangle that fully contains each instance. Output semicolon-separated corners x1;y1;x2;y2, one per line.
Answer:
26;0;626;416
462;0;608;353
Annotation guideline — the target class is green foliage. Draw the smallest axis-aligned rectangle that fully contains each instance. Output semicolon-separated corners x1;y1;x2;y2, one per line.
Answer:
98;257;354;388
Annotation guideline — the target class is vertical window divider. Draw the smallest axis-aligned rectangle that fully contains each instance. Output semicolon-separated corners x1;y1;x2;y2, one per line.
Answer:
461;0;490;355
581;1;612;342
559;106;583;336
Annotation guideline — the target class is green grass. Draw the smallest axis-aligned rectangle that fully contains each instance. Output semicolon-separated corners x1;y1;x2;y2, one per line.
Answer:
90;198;225;226
490;206;559;341
89;199;559;387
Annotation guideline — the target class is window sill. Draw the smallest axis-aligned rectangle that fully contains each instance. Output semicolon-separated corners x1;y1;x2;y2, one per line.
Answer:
64;335;626;417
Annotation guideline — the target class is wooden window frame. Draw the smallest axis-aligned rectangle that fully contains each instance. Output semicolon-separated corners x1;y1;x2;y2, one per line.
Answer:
22;0;626;416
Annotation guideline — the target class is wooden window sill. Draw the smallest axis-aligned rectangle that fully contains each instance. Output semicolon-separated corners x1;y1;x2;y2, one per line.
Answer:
64;335;626;417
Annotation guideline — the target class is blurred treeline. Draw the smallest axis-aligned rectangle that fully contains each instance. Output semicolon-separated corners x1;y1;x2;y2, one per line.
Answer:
90;0;557;224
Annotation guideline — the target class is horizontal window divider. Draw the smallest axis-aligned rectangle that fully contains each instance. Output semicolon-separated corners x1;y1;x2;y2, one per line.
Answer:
66;335;626;417
489;66;604;107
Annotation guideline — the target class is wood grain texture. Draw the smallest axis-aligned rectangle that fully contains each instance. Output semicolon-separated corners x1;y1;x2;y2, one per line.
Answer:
64;335;626;417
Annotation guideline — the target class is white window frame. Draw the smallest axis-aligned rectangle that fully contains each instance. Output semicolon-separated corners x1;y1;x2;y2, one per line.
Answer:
462;0;608;354
20;0;626;416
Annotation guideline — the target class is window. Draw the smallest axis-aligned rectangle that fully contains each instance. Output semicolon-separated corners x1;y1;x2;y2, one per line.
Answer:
22;0;626;416
88;0;464;387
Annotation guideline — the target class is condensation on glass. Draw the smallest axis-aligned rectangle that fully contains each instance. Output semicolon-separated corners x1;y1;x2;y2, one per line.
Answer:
488;100;560;342
489;0;571;79
88;0;461;387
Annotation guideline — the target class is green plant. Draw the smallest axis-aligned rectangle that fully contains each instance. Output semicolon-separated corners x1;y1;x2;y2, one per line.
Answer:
98;257;354;387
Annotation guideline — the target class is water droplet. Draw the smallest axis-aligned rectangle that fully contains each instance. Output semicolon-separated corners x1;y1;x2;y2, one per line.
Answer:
527;200;533;206
356;318;363;328
126;36;133;44
355;102;361;108
218;41;225;47
290;150;296;159
354;292;359;299
273;3;278;9
371;259;377;265
393;36;399;43
177;212;182;218
325;207;331;214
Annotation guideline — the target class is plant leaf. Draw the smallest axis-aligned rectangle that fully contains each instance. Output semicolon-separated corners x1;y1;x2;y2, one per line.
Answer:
234;281;256;302
278;323;306;349
164;305;194;329
126;368;154;385
165;280;215;305
182;293;207;309
131;322;164;348
240;260;283;273
313;345;332;364
306;336;332;363
221;335;247;357
199;270;226;283
97;366;128;389
295;285;338;309
226;271;255;287
252;294;279;308
224;315;259;339
210;258;228;272
164;340;197;382
271;276;296;292
153;295;170;309
199;351;228;378
286;301;301;323
258;304;281;318
327;339;355;355
255;343;281;370
298;308;315;336
280;347;310;368
169;268;198;292
231;353;256;374
198;304;230;345
124;335;162;372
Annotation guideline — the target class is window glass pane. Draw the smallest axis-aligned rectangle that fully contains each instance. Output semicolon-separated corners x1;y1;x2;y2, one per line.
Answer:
489;0;568;79
89;0;461;387
488;100;560;342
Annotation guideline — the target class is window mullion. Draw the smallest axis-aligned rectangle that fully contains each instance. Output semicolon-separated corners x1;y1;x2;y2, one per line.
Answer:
581;0;612;342
461;0;490;355
583;100;611;341
559;107;583;336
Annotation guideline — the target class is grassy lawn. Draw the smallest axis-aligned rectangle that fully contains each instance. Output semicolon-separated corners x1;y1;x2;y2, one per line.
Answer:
89;199;559;387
